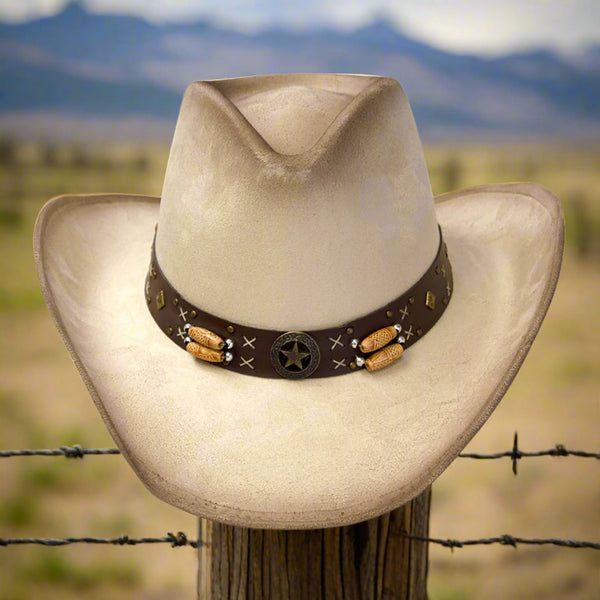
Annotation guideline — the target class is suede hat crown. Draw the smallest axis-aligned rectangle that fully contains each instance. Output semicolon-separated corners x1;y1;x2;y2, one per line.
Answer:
35;74;564;528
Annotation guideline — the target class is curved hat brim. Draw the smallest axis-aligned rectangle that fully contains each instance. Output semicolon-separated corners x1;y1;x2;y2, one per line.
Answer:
34;182;563;529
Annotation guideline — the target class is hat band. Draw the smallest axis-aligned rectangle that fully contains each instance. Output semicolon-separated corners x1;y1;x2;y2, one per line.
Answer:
145;228;453;379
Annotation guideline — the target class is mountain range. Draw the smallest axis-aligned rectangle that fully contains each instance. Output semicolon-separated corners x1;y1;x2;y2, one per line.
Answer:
1;1;599;140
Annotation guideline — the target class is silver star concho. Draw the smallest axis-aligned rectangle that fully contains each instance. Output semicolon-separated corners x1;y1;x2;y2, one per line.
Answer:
270;332;320;379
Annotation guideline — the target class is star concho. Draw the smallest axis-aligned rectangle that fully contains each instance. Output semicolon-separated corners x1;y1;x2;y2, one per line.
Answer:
270;332;320;379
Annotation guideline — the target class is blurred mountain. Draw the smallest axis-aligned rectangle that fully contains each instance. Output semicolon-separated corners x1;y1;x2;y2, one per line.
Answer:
1;1;599;139
568;44;600;74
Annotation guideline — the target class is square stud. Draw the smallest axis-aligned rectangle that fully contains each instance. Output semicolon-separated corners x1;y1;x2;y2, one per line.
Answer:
425;290;436;311
156;290;166;310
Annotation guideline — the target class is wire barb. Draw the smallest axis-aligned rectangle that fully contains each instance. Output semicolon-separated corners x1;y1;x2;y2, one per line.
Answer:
511;431;521;475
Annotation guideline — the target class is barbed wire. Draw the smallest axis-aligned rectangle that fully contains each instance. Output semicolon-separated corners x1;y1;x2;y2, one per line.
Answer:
1;431;599;552
0;532;198;548
398;532;600;550
459;432;599;474
0;445;119;458
1;532;598;551
1;433;598;476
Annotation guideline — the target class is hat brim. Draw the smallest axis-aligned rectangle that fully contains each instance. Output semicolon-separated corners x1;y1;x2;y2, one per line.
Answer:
34;182;563;529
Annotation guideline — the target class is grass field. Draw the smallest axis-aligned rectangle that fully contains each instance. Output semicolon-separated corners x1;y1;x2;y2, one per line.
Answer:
0;141;598;599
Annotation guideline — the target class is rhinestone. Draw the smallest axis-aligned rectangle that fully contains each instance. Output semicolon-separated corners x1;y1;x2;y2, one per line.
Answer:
398;335;406;344
184;323;191;332
355;356;365;368
225;339;234;349
224;351;233;363
351;338;359;349
184;336;192;345
393;324;402;334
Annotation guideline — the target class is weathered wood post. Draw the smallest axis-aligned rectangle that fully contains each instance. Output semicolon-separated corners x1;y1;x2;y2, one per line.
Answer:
198;487;431;599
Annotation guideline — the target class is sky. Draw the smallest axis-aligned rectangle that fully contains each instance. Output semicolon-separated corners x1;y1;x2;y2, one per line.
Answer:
1;0;599;56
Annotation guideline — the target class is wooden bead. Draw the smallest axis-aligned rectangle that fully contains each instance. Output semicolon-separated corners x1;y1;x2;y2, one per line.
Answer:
186;341;224;363
359;326;398;353
365;343;403;372
188;326;225;350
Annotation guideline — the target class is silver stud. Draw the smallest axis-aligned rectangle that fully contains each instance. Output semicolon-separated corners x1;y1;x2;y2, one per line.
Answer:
351;338;360;349
225;338;234;350
224;351;234;363
394;323;402;334
398;336;406;345
355;356;365;368
184;336;192;345
184;323;191;332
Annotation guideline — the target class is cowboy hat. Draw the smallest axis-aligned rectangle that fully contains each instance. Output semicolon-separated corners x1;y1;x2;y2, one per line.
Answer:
34;74;563;529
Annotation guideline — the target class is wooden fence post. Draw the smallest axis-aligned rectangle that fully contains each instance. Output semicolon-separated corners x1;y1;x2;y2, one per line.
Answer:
197;486;431;599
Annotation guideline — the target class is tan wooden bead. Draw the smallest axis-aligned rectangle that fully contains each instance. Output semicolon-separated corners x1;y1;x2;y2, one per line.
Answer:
365;343;403;372
359;325;398;353
186;341;224;363
188;326;225;350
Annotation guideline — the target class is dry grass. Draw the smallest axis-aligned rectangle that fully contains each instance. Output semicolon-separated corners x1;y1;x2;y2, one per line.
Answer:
0;141;598;598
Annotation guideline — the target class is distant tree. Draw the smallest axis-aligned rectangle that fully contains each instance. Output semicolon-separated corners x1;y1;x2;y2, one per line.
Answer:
0;147;24;228
96;154;113;171
568;192;593;259
71;145;91;169
441;157;462;192
133;153;149;172
40;142;60;167
521;159;537;179
0;137;17;167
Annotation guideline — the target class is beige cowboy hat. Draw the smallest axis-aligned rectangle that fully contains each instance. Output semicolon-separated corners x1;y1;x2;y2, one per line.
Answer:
34;74;563;529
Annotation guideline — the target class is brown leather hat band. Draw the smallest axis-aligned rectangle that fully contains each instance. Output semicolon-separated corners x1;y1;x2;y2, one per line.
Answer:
145;228;453;379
